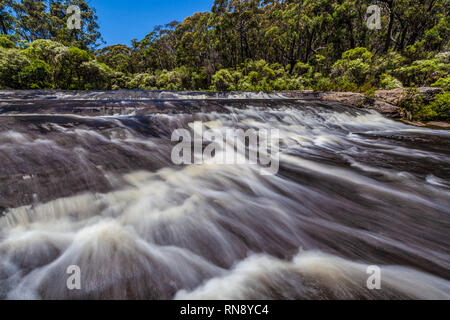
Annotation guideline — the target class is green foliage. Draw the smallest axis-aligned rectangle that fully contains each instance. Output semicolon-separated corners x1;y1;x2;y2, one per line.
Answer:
78;61;113;90
292;62;313;77
399;88;427;121
419;15;449;53
331;48;373;87
399;89;449;121
17;59;52;89
20;39;114;89
127;73;158;90
0;0;448;103
435;52;450;64
313;77;335;92
210;60;309;92
0;1;15;36
0;47;30;88
5;0;102;50
96;45;135;74
69;47;91;65
410;92;450;121
93;0;447;92
155;69;186;91
425;92;450;120
431;77;450;91
394;57;450;87
403;42;432;62
212;69;242;91
341;48;373;63
237;60;279;91
373;52;408;77
0;36;15;48
23;39;70;66
110;72;131;90
380;74;403;90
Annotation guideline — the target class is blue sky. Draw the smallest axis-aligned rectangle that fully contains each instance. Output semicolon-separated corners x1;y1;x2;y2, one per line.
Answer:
93;0;214;47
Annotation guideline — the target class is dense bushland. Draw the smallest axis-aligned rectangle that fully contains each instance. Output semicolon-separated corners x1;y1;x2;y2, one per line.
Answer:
0;0;448;119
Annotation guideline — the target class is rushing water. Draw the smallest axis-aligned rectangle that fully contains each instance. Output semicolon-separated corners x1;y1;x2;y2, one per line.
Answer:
0;91;449;300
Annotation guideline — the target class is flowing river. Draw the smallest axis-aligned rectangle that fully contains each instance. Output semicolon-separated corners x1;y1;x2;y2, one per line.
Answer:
0;90;449;300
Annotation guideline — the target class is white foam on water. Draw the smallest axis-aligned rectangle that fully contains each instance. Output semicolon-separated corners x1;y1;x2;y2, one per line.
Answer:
0;99;449;300
176;250;450;300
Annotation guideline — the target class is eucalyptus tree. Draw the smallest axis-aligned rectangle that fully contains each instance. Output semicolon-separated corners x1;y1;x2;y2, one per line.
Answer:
11;0;102;49
0;0;15;35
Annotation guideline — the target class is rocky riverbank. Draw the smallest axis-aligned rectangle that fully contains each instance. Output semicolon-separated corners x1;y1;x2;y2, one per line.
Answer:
318;87;449;129
320;87;440;117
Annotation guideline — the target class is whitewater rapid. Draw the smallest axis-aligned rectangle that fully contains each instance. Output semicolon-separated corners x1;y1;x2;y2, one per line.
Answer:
0;91;449;299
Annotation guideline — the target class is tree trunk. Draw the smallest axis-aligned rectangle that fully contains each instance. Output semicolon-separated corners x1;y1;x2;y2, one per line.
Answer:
384;0;395;53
